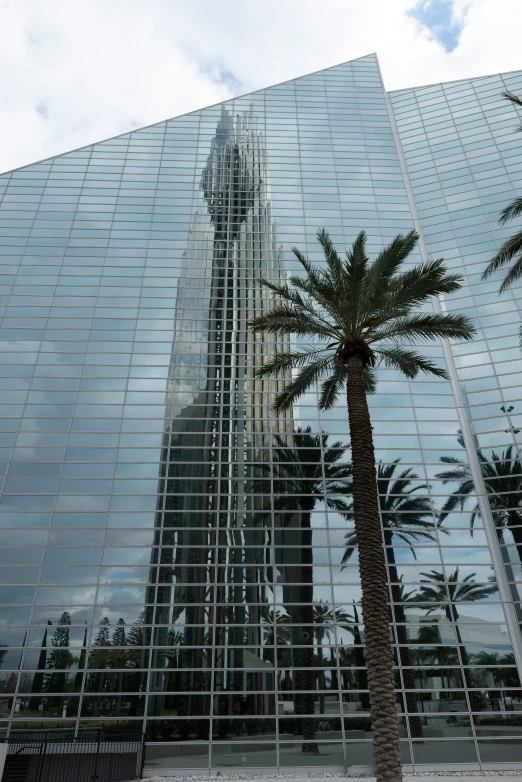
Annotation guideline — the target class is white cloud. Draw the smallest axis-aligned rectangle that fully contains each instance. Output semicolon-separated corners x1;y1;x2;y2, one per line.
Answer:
0;0;520;174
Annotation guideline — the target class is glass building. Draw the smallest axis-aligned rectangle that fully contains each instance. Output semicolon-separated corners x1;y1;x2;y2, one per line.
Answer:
0;53;521;773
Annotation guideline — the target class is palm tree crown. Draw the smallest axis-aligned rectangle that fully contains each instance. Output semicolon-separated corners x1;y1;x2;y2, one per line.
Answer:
438;438;522;562
415;568;498;619
482;92;522;298
313;600;355;642
250;228;475;411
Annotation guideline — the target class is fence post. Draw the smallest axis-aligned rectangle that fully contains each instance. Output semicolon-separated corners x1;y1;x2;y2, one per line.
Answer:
139;735;146;779
0;741;6;780
91;730;101;782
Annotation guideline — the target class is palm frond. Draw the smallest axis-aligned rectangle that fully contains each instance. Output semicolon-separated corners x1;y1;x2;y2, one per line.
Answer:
249;306;338;340
291;246;317;277
436;467;472;483
365;231;418;297
290;249;333;304
502;90;522;110
438;492;468;518
344;231;369;329
326;496;352;514
482;231;522;292
363;368;377;394
497;237;522;293
376;347;448;379
391;258;464;296
254;347;328;379
317;228;345;285
498;194;522;225
318;365;348;410
257;277;306;306
288;274;347;330
369;312;476;345
272;357;333;412
482;230;522;291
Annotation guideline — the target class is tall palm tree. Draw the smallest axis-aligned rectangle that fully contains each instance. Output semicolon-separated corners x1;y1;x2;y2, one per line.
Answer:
438;438;522;563
258;427;351;753
249;229;475;782
313;600;355;714
482;92;522;298
342;460;443;737
414;568;498;711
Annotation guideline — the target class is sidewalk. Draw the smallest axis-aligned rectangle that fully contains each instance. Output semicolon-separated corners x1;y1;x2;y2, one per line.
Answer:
140;775;522;782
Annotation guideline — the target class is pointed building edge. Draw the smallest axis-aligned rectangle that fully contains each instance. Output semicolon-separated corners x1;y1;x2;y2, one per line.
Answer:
0;53;379;177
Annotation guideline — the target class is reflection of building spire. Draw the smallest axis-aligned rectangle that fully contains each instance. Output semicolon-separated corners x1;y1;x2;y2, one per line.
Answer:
201;105;261;245
149;103;285;719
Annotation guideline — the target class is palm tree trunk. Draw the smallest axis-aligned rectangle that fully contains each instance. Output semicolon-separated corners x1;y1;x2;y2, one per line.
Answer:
506;511;522;565
299;507;318;754
317;638;325;715
450;605;481;713
384;532;423;739
346;356;403;782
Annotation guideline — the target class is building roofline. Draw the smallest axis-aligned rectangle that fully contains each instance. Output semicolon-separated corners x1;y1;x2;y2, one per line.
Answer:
3;53;520;178
388;66;522;95
0;52;378;177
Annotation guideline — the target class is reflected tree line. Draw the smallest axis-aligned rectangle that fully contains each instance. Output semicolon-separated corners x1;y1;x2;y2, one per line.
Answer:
146;423;521;745
18;613;148;717
17;431;522;735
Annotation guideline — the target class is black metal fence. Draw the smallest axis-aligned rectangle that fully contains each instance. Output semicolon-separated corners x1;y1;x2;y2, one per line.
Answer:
1;729;144;782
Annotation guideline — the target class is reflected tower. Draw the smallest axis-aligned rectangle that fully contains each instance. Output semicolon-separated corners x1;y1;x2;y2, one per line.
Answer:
148;105;289;717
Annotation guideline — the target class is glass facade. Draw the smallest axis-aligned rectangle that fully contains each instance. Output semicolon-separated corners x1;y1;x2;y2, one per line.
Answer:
0;53;521;772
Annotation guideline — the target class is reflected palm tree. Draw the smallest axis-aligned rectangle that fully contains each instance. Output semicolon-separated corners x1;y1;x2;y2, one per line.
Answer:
313;600;354;714
263;609;291;648
342;460;441;737
414;623;458;691
471;651;504;691
263;610;292;684
438;440;522;564
337;601;370;710
414;568;497;711
257;427;351;753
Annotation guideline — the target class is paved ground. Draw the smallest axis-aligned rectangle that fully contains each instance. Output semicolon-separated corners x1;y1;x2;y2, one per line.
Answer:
140;775;522;781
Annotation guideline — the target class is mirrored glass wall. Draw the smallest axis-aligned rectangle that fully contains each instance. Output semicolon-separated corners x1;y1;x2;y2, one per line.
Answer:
0;54;520;771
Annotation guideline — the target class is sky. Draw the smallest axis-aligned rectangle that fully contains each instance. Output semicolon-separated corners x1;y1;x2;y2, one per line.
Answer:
0;0;521;174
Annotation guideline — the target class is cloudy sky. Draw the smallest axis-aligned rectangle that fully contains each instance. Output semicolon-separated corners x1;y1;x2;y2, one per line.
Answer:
1;0;521;173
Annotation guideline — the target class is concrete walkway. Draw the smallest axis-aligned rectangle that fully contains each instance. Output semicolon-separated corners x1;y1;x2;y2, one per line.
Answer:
140;776;522;781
